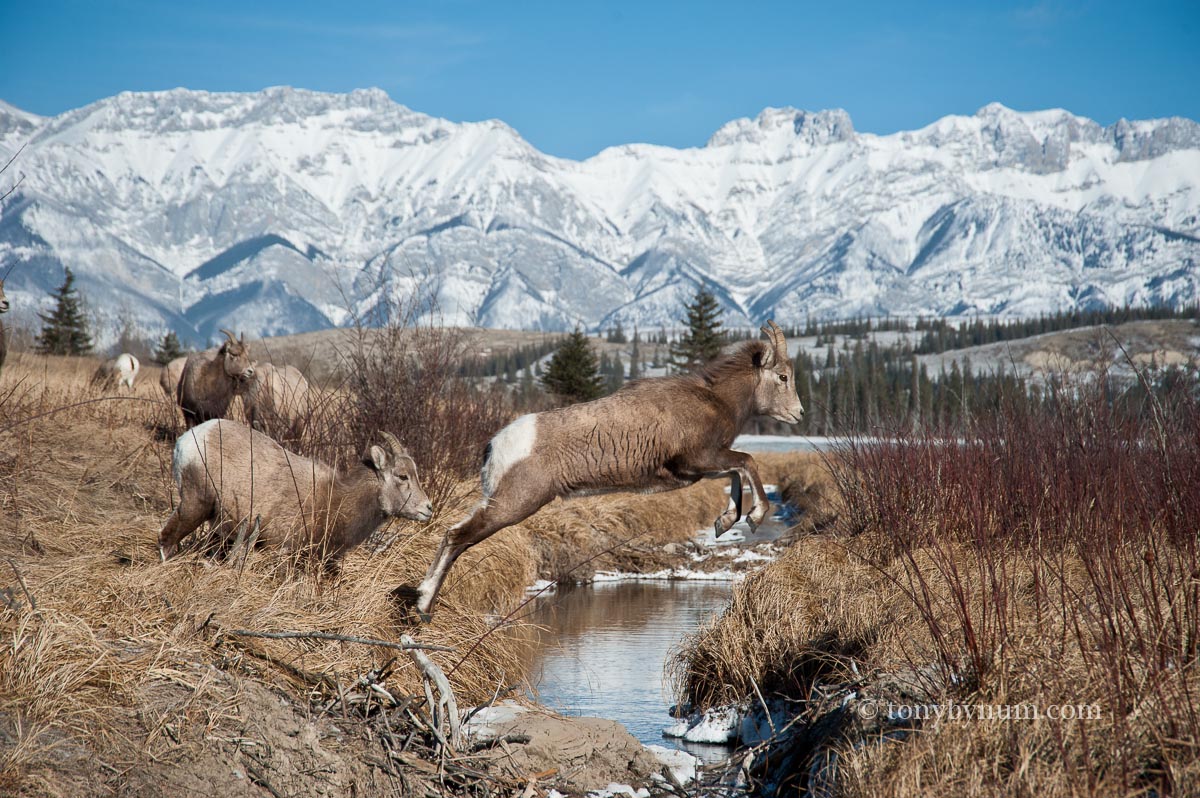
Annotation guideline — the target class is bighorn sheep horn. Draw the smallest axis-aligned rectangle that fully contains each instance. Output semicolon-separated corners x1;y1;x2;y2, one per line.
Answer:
759;320;787;367
219;328;237;344
379;431;408;457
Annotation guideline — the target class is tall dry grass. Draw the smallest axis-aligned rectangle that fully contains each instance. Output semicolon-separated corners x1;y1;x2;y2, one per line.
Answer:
673;370;1200;796
0;344;742;790
0;352;542;786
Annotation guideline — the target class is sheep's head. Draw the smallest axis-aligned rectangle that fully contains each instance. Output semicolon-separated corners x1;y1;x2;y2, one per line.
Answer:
218;329;255;383
366;432;433;522
0;279;8;314
752;320;804;424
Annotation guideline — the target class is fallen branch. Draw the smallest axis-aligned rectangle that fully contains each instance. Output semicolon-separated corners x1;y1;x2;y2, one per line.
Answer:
469;733;531;752
227;629;455;653
401;633;461;751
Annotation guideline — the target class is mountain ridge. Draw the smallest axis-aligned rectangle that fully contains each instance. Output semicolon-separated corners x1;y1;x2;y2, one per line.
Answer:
0;87;1196;347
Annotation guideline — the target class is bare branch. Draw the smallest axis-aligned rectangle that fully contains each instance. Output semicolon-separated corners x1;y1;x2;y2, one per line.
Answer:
226;628;455;653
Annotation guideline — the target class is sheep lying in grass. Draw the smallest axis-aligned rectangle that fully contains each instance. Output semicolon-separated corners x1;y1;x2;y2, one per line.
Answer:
159;420;433;564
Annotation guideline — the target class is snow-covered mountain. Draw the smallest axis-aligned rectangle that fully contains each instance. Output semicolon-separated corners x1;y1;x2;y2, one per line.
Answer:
0;88;1197;346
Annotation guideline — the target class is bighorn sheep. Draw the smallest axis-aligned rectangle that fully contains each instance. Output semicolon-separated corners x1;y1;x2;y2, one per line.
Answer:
176;329;256;427
243;362;312;435
0;279;8;377
91;353;140;391
410;320;803;620
159;356;187;399
159;420;433;563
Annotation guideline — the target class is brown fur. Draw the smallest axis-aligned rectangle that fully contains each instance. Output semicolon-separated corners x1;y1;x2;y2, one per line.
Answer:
243;363;312;435
159;420;433;563
176;330;256;427
159;356;187;398
412;321;803;619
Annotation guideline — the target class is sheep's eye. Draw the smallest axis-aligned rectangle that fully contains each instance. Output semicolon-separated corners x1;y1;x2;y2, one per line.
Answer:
399;474;410;481
779;374;788;384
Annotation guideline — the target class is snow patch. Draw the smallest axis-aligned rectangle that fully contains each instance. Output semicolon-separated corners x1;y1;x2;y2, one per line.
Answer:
644;745;698;785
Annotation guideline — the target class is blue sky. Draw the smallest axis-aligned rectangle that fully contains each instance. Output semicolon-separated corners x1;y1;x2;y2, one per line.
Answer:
1;0;1197;159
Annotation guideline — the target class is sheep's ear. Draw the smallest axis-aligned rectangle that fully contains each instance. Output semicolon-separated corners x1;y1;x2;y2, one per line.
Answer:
368;445;390;471
755;344;776;370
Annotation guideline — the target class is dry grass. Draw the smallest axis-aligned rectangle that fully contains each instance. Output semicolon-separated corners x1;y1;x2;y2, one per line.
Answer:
0;351;748;793
672;371;1200;796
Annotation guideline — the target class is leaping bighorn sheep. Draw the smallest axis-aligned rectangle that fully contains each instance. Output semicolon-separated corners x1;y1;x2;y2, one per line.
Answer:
409;320;803;620
0;279;8;377
91;353;140;391
176;329;256;427
159;421;433;563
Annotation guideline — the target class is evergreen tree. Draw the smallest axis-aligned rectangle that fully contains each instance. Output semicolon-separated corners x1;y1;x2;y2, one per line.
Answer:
153;330;185;365
36;268;93;356
628;328;641;381
669;287;725;372
794;351;814;433
606;354;625;394
541;327;603;403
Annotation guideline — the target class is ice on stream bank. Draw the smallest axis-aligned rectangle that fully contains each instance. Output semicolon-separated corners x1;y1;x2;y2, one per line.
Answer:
663;700;793;745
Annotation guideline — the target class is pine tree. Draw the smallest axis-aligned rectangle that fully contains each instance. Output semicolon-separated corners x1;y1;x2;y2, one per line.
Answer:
153;330;185;365
669;287;725;372
628;327;641;381
541;327;603;403
36;268;93;356
794;351;814;433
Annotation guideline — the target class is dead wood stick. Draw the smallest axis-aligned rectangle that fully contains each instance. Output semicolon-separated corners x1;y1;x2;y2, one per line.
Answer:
5;559;36;610
228;629;455;653
401;633;461;750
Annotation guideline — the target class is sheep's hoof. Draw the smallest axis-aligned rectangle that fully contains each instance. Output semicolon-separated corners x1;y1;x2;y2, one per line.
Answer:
390;584;433;622
159;545;175;563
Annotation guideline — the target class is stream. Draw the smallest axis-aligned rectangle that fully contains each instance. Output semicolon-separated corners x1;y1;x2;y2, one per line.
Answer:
525;579;736;763
523;493;797;766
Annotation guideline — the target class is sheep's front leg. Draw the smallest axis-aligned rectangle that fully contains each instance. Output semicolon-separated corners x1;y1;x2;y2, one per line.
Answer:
741;455;770;531
715;470;742;534
682;449;769;534
715;451;770;532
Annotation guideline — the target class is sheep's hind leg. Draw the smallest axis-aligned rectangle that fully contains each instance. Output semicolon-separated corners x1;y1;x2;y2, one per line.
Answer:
411;485;551;622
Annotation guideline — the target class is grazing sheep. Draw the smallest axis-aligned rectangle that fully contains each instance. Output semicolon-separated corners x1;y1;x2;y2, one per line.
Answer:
91;353;140;391
177;329;256;427
159;421;433;563
410;321;803;620
0;279;8;377
159;356;187;399
243;362;312;435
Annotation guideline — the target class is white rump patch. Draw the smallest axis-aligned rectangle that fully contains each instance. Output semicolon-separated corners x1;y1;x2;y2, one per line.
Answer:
482;414;537;497
173;419;218;486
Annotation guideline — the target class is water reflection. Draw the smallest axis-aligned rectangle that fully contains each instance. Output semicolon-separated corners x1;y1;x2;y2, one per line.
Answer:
525;580;734;762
